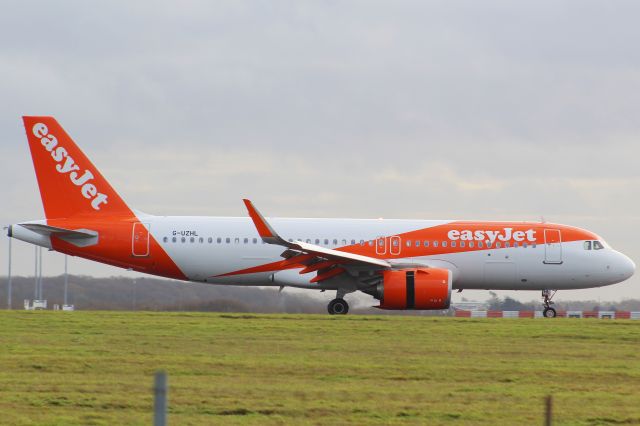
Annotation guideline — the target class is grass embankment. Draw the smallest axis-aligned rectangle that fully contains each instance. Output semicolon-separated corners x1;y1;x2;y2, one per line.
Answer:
0;311;638;425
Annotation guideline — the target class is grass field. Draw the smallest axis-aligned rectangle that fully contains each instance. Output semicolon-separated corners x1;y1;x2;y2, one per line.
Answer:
0;312;639;425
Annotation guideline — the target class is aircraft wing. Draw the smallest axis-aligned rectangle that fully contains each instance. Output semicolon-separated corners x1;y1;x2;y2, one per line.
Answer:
243;199;390;282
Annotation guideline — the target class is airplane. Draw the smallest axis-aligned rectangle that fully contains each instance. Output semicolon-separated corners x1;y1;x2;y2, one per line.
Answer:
8;116;636;316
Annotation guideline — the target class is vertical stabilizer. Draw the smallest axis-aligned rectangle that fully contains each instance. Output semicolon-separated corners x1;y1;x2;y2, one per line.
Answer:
22;116;133;219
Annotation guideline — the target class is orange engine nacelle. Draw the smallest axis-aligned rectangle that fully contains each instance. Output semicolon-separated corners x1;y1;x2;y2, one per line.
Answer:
377;268;452;310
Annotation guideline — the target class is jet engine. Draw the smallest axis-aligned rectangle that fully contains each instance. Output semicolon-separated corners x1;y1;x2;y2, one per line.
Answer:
372;268;452;310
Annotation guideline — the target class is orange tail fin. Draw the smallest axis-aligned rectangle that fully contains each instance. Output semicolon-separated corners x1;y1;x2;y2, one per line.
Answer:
22;116;133;219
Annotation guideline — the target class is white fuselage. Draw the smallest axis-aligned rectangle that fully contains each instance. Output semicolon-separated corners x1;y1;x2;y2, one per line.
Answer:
143;216;633;291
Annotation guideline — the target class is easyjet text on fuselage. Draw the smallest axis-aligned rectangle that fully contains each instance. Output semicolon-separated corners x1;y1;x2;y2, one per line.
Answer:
447;228;536;244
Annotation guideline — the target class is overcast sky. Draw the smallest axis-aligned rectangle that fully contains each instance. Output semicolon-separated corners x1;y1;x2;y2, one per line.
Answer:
1;1;638;304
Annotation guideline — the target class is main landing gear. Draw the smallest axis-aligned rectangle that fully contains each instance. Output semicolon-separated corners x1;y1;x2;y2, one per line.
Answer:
328;289;350;315
328;298;349;315
542;289;557;318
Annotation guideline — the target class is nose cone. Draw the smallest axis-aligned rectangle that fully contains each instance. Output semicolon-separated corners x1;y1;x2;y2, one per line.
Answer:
618;253;636;281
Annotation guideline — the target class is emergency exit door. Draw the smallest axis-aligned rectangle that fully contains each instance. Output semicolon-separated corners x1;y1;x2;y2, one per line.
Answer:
132;222;150;257
375;236;402;256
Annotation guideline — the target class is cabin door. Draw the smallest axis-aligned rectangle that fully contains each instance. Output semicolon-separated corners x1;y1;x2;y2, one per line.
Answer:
543;229;562;264
132;222;150;257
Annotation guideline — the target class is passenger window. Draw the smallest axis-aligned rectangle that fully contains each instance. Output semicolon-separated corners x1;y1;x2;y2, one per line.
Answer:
253;238;257;244
242;238;247;244
496;242;501;248
217;237;222;243
433;241;439;247
593;241;604;250
523;242;527;248
324;239;329;245
225;238;230;243
368;240;374;247
532;244;537;248
393;239;398;247
172;237;177;243
442;241;447;247
424;240;429;247
315;239;320;244
342;239;347;245
351;239;356;245
333;239;338;245
478;241;483;248
378;239;384;247
460;241;465;248
513;242;518;248
415;240;420;247
181;237;186;243
234;238;240;244
199;237;204;243
451;241;456;248
469;241;474;248
189;237;195;243
505;242;510;248
163;237;168;243
406;240;412;247
583;241;592;250
360;240;365;246
306;239;311;243
208;237;213;243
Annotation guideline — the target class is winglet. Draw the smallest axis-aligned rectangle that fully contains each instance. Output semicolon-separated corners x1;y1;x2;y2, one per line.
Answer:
243;199;289;245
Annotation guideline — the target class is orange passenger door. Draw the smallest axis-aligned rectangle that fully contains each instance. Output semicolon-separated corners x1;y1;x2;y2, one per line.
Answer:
132;222;150;257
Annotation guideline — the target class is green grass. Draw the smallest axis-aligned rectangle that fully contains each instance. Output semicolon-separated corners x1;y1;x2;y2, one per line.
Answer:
0;312;639;425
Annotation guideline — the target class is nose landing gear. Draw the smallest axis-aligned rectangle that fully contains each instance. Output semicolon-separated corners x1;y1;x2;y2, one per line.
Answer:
542;289;557;318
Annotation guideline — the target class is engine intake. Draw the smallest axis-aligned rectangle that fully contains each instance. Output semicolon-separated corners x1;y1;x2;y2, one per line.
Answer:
376;268;452;310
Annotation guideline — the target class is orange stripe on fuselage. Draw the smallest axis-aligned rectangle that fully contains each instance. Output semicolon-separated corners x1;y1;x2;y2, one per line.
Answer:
336;221;598;258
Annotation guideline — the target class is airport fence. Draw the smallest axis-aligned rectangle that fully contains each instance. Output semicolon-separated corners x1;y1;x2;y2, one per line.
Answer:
454;310;640;319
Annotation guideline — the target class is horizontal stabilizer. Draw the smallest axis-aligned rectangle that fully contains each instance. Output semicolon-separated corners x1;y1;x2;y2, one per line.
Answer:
18;223;98;247
20;223;97;238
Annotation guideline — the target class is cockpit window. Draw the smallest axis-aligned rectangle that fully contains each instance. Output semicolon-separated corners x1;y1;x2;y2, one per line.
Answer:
585;240;605;250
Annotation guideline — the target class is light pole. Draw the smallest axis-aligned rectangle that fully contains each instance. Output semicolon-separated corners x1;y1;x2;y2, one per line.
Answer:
132;278;137;310
4;227;11;310
64;255;68;306
38;246;43;300
34;246;38;300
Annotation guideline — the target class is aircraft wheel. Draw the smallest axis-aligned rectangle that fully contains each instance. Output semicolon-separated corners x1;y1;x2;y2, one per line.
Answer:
328;298;349;315
543;307;557;318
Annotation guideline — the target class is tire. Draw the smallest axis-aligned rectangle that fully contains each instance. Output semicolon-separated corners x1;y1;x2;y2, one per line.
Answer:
543;307;557;318
328;298;349;315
